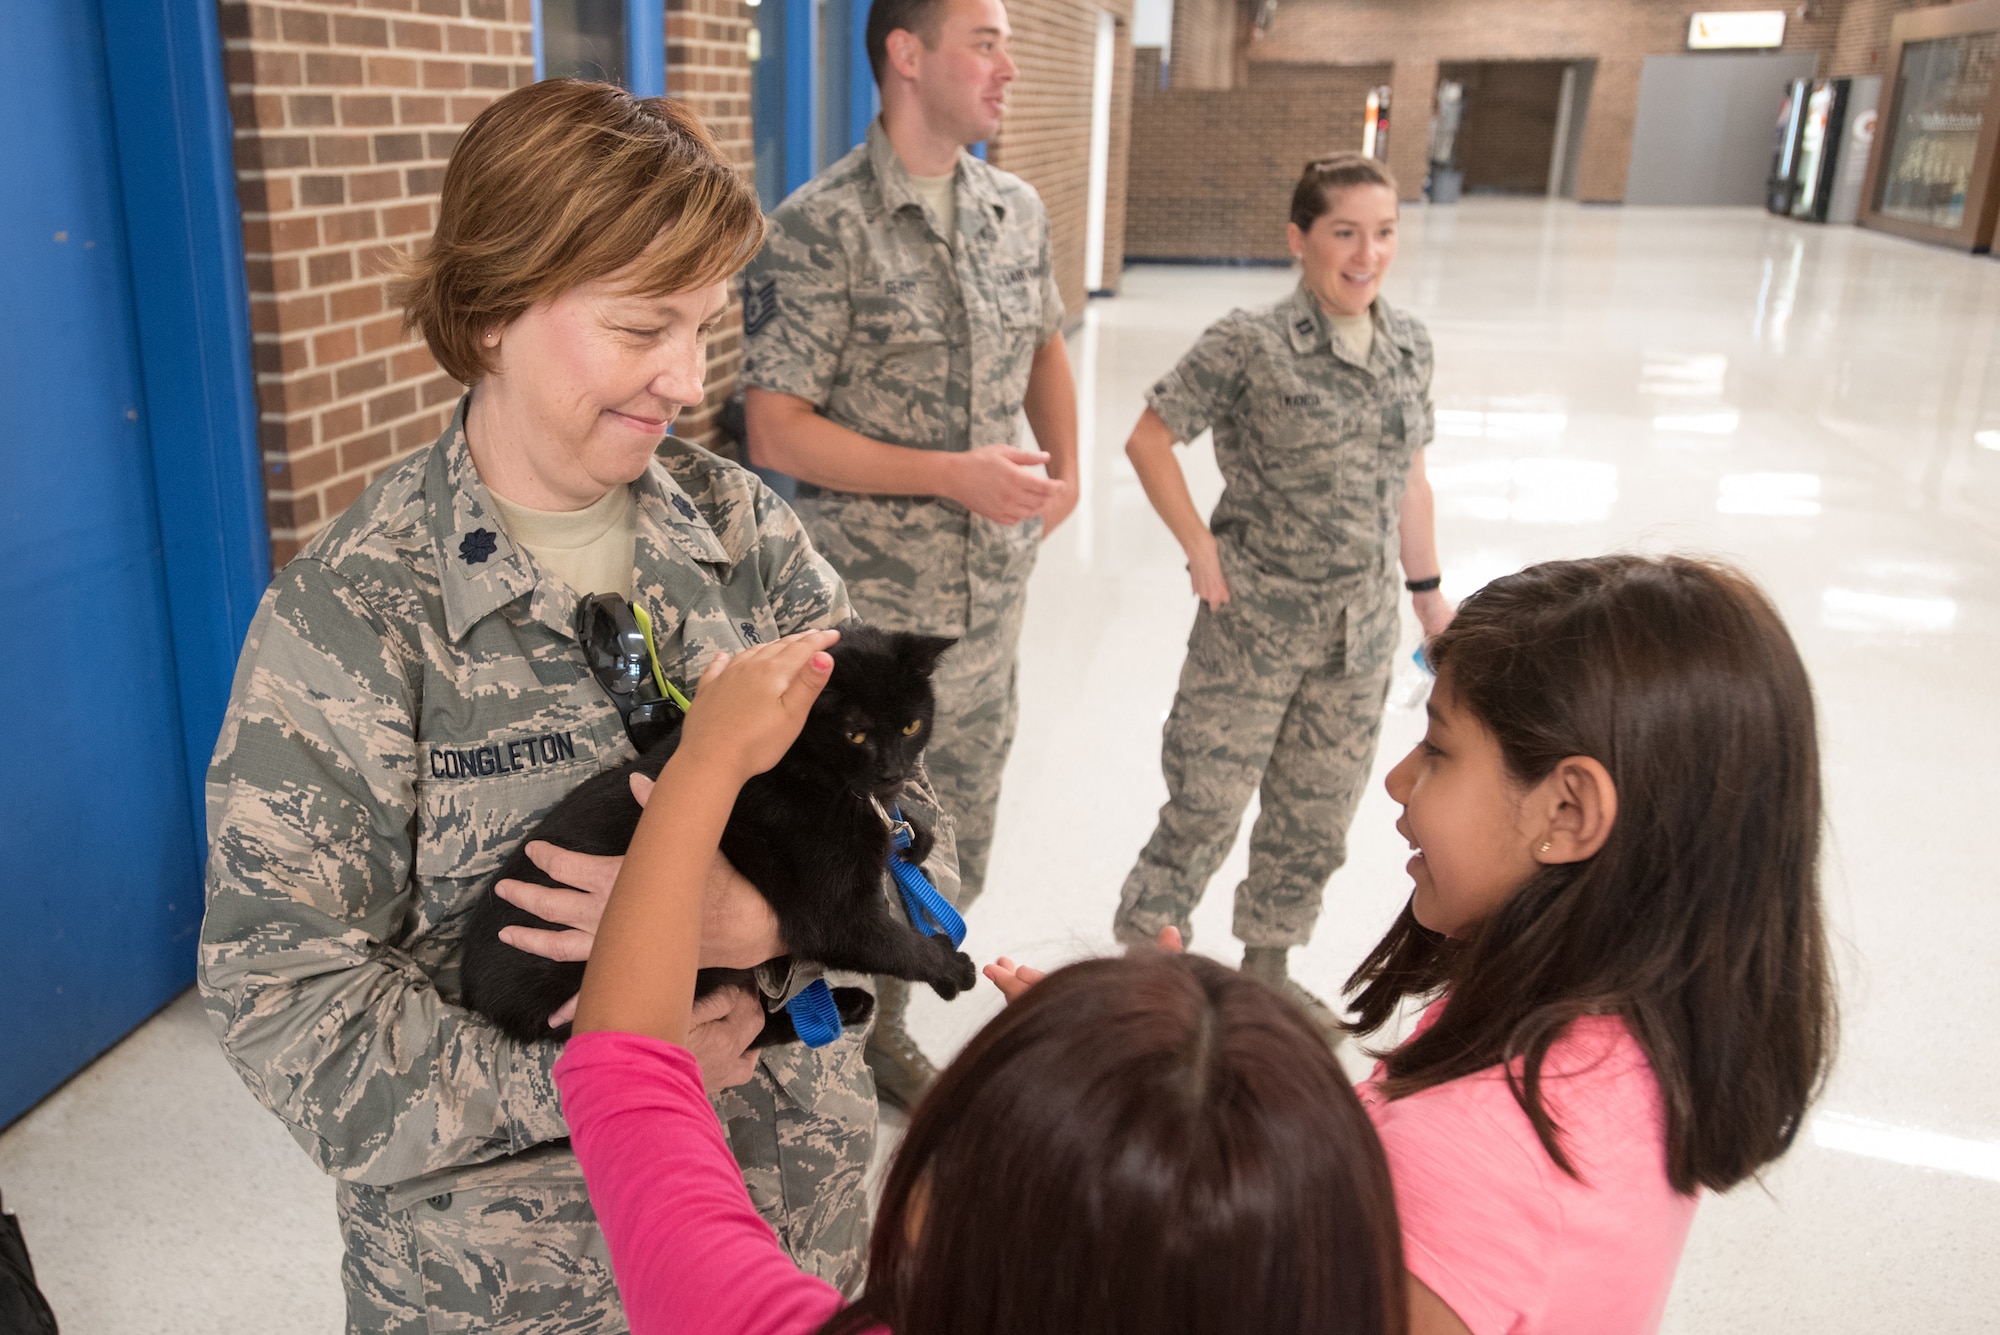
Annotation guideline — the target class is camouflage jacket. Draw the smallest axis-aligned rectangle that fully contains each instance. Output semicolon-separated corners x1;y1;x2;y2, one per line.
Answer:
740;118;1063;635
198;400;894;1197
1149;284;1435;671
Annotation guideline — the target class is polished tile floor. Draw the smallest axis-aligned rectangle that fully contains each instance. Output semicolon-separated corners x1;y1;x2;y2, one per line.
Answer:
5;200;1997;1332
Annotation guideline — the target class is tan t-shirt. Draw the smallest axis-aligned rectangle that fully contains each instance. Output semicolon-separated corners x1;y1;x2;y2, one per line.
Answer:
488;484;637;600
908;171;958;245
1329;309;1375;366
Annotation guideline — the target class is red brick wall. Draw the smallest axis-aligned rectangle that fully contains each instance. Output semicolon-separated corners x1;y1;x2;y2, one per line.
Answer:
666;0;757;455
1829;0;1928;76
1125;51;1390;260
221;0;534;564
225;0;1130;559
1238;0;1844;203
1168;0;1239;90
992;0;1135;316
1440;61;1570;195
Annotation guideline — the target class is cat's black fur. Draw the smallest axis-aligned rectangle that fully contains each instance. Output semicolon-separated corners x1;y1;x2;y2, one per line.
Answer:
461;624;975;1046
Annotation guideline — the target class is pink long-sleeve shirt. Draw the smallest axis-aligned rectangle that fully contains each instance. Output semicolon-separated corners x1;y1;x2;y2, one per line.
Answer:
553;1030;883;1335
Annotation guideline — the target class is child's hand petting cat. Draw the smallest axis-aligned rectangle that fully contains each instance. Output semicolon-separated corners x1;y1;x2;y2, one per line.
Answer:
675;630;840;784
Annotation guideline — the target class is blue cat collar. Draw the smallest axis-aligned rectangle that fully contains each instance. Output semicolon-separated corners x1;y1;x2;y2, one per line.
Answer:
888;805;967;948
784;979;844;1048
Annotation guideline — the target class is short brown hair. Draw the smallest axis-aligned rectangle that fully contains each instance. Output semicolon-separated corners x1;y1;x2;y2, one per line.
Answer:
394;80;764;385
864;0;949;85
825;952;1406;1335
1290;152;1399;230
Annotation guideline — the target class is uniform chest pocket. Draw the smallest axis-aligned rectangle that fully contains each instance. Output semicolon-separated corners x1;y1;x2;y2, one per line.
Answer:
1375;387;1426;487
413;754;609;890
1255;393;1351;494
991;279;1042;332
851;282;952;346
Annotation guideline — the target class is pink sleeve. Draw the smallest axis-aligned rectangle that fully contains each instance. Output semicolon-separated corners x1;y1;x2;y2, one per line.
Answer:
1368;1081;1561;1335
554;1030;850;1335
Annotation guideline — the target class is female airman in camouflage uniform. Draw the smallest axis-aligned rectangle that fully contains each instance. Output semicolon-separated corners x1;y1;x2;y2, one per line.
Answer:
197;83;935;1332
1113;154;1453;1030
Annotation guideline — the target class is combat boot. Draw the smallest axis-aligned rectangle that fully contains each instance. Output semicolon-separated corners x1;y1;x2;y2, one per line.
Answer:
1240;946;1345;1049
864;976;938;1113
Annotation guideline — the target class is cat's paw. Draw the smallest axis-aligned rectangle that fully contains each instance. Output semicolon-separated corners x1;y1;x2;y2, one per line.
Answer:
927;949;978;1000
900;818;935;867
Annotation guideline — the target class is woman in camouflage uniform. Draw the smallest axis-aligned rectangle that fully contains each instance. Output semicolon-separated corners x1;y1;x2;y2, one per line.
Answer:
1113;154;1452;1032
197;82;936;1332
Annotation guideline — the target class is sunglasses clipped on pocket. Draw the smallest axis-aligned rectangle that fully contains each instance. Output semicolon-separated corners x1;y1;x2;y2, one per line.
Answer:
574;592;692;753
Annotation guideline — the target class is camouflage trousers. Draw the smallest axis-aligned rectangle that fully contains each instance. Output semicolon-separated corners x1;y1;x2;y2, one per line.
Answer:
1115;555;1393;951
827;513;1038;911
916;565;1030;911
335;1034;875;1332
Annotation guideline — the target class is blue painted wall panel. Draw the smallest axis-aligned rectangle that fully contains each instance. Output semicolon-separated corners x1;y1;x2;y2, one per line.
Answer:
626;0;665;96
0;0;266;1128
101;0;271;844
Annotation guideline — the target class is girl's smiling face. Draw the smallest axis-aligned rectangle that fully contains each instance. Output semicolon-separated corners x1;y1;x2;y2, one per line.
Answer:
1384;676;1544;938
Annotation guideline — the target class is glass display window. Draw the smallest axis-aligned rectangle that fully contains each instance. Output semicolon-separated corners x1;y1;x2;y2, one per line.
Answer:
1876;32;2000;228
1861;0;2000;252
542;0;626;83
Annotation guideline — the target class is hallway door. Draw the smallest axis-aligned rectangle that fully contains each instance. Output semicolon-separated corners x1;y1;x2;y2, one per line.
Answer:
0;0;266;1128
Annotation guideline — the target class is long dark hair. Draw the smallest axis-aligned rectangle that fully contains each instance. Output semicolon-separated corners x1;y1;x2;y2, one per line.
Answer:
1345;555;1835;1195
826;953;1404;1335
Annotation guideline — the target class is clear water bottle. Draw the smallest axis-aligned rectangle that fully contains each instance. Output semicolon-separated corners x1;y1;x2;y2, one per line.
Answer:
1388;645;1435;711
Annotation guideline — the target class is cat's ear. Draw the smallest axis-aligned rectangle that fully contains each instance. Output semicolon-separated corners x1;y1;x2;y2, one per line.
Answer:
899;634;957;676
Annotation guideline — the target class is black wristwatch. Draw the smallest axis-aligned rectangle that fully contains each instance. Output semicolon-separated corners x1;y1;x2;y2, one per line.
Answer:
1405;575;1442;594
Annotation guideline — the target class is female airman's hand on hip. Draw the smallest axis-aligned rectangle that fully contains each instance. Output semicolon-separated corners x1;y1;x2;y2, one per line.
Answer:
1185;531;1231;610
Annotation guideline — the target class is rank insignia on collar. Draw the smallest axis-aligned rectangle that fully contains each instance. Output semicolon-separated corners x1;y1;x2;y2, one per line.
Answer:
458;528;498;565
671;493;699;522
1294;317;1316;338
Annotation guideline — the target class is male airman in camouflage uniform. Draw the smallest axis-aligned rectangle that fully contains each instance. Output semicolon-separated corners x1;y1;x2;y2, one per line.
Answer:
200;402;953;1331
1112;284;1437;998
740;0;1077;1106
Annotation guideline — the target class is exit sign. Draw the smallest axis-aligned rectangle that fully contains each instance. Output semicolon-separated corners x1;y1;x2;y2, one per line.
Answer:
1688;11;1788;49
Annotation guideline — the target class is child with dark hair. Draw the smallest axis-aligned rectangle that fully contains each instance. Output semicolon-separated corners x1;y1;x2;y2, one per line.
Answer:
551;633;1406;1335
1352;554;1837;1334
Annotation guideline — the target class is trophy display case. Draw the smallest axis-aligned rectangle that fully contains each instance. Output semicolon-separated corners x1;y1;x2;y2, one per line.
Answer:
1860;0;2000;251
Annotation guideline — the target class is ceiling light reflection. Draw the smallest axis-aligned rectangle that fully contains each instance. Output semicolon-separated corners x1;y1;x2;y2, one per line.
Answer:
1640;353;1728;398
1821;587;1957;633
1654;410;1741;435
1813;1112;2000;1183
1975;430;2000;451
1434;409;1570;440
1717;472;1820;516
1431;458;1618;524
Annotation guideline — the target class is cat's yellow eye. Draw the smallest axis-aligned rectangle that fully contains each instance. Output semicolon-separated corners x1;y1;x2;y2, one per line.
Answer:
901;720;921;736
846;731;868;745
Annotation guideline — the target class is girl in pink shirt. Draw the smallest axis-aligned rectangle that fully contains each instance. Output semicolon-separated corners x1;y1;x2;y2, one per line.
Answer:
554;632;1407;1335
1342;555;1837;1335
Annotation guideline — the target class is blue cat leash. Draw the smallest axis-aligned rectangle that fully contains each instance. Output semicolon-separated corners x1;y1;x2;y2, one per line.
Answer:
784;802;967;1049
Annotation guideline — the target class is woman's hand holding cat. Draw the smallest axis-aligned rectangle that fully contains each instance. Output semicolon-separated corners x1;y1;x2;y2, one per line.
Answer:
497;772;788;1027
684;984;766;1094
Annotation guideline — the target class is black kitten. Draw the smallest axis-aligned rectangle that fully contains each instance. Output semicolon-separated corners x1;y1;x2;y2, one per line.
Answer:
461;624;974;1046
